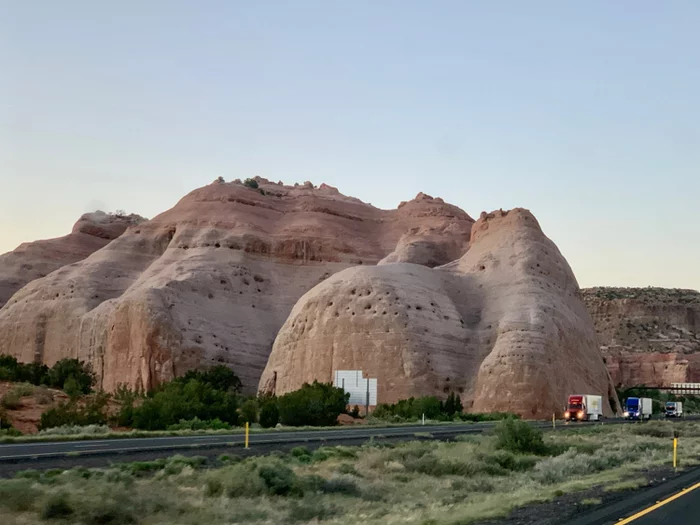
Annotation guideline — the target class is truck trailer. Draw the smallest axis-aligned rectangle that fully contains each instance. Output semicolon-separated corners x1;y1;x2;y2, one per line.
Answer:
565;394;603;421
665;401;684;418
623;397;652;420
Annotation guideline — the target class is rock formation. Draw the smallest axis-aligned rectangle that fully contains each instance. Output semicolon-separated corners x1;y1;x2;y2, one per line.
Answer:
582;288;700;387
0;180;473;393
0;211;143;308
260;209;619;417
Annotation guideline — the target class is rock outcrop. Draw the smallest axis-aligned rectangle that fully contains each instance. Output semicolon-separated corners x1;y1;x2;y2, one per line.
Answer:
0;180;473;393
582;288;700;387
260;209;618;417
0;211;143;308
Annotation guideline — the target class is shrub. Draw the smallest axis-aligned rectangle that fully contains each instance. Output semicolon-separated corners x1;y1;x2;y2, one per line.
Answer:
240;398;258;424
177;366;242;393
630;421;677;438
0;355;50;385
48;358;95;394
113;383;137;402
350;405;360;418
243;178;259;189
39;394;109;430
39;424;111;436
531;448;625;484
373;395;452;421
63;376;81;398
0;479;40;511
41;492;74;520
482;450;538;472
12;382;36;397
321;476;361;496
167;417;231;431
443;392;463;417
35;386;54;404
287;496;337;523
459;412;520;422
290;446;312;463
259;396;279;428
131;377;239;430
278;381;349;427
402;453;506;477
1;391;21;410
259;463;297;495
493;418;549;455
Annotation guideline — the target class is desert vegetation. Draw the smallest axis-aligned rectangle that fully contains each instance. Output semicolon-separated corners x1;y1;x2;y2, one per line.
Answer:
1;420;698;524
0;356;358;436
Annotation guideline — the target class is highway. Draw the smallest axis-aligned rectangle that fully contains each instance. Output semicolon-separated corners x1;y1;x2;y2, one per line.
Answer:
0;419;626;465
564;461;700;525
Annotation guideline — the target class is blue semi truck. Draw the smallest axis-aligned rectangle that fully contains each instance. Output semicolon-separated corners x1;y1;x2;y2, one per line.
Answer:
623;397;652;420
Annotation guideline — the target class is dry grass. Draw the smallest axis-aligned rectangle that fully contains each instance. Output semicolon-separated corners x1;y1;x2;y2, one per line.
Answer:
1;422;699;524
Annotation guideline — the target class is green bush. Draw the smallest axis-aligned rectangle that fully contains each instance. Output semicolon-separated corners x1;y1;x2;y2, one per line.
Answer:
131;376;239;430
277;381;349;427
443;392;463;417
460;411;520;422
177;366;242;393
39;394;109;430
1;391;21;410
373;395;453;421
493;418;549;455
41;492;74;519
39;424;110;436
259;463;297;495
63;376;81;398
0;355;50;385
243;178;259;189
34;386;54;404
402;453;506;477
482;450;538;472
259;396;280;428
166;417;232;431
320;476;361;496
0;479;40;511
287;496;337;523
240;398;258;424
48;358;95;394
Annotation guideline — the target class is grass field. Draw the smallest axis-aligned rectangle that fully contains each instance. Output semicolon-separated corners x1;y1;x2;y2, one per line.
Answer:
1;420;698;525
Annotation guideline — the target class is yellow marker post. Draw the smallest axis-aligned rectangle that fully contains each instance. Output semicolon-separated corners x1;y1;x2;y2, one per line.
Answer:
245;422;250;449
673;437;677;469
552;413;556;429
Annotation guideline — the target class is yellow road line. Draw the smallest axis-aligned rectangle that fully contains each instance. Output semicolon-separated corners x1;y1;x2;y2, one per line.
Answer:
617;481;700;524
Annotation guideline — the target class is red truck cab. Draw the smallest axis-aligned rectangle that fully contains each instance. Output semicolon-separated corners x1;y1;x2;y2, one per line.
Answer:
565;395;584;421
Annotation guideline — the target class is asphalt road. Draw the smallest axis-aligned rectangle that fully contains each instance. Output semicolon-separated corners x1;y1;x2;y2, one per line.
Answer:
564;461;700;525
0;419;627;464
629;483;700;524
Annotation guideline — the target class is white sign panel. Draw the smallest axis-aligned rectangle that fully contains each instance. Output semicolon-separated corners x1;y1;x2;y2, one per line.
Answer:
334;370;377;406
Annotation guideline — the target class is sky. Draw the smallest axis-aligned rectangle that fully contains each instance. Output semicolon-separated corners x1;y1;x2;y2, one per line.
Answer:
1;1;698;290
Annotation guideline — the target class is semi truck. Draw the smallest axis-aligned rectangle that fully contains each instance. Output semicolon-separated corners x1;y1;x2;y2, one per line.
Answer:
623;397;652;420
665;401;684;418
565;394;602;421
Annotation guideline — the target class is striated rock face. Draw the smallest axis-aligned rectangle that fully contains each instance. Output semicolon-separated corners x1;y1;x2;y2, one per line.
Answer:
0;211;144;308
0;180;473;393
582;288;700;387
260;208;618;418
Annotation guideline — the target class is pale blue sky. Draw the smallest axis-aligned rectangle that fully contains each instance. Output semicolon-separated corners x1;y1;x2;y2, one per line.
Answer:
1;1;698;289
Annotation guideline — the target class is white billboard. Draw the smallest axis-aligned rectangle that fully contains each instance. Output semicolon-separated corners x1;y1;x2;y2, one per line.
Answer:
334;370;377;406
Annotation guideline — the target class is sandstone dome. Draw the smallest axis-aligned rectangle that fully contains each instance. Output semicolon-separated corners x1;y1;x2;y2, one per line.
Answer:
260;208;619;417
